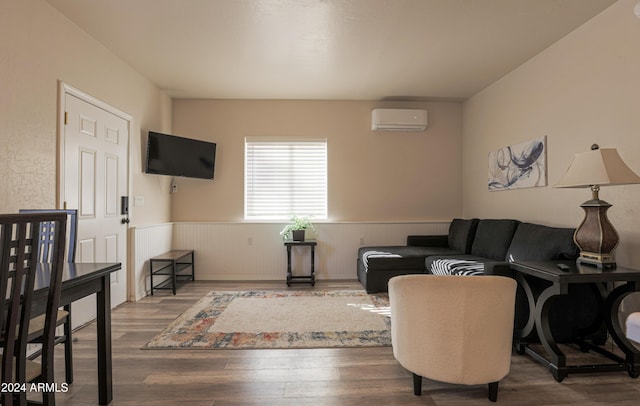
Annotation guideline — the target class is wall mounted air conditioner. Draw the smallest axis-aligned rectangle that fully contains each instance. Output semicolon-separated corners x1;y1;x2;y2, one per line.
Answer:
371;109;428;132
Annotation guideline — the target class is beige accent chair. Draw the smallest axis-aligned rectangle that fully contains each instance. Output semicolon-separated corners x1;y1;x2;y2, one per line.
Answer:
389;274;517;402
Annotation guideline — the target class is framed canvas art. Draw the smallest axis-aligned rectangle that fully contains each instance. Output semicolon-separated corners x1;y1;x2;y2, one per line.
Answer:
488;136;547;191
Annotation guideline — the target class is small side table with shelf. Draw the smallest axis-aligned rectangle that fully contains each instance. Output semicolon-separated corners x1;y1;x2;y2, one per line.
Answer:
149;250;195;295
510;260;640;382
284;240;316;286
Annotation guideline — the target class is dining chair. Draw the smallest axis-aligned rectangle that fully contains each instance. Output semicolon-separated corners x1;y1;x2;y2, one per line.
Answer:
0;212;67;406
18;209;77;385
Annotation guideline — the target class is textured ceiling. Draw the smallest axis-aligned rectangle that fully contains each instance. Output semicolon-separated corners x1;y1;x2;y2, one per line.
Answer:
47;0;617;100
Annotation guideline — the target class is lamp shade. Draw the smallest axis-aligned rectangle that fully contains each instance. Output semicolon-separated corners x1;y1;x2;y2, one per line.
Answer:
555;146;639;268
555;148;640;188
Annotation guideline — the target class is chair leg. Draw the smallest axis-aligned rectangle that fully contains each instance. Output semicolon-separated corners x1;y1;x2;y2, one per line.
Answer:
43;389;56;406
488;381;499;402
413;373;423;396
42;339;57;406
64;304;74;384
16;391;27;405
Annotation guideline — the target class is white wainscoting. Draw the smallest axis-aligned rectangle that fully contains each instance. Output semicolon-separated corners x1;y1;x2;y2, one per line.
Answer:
131;223;173;301
172;221;450;281
131;221;450;300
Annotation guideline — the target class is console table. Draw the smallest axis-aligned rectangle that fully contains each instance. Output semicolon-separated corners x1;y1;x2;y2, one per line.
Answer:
510;260;640;382
149;250;195;295
284;240;316;286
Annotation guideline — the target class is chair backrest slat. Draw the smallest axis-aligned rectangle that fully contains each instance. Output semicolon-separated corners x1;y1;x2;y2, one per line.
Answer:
19;209;78;262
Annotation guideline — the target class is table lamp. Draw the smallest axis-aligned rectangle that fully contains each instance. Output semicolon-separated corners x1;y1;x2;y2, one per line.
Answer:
555;144;640;269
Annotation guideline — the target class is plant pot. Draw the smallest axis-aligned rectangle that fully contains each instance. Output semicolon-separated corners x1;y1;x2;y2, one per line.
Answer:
292;229;305;242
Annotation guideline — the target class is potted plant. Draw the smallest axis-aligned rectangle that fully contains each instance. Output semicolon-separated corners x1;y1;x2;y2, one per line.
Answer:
280;216;316;241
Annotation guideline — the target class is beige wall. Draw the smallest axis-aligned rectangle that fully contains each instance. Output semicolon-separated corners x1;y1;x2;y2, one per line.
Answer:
170;99;463;222
0;0;171;226
462;0;640;271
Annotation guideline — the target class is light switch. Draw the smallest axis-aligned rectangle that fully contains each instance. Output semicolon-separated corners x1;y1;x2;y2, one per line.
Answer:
134;196;145;207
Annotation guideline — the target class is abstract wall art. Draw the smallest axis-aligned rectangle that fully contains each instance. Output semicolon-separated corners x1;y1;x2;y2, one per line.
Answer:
488;136;547;191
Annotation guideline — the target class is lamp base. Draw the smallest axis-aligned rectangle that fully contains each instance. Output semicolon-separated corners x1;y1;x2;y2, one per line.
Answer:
577;251;616;269
573;197;619;270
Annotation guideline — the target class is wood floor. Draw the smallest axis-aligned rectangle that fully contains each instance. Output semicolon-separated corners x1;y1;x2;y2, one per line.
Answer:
50;280;640;405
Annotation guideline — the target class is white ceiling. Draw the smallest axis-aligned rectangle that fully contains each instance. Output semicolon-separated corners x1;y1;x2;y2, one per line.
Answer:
47;0;617;100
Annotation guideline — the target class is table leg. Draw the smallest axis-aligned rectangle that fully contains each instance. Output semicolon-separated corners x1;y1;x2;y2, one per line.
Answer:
513;274;536;354
535;286;567;382
310;244;316;286
191;251;195;281
97;275;113;405
172;260;177;295
64;303;74;384
149;260;154;295
286;245;292;286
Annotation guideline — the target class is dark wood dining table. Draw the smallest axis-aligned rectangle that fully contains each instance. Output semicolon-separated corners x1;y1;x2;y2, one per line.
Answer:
32;262;121;405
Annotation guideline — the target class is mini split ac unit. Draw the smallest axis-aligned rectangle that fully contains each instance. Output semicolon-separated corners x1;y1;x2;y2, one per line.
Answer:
371;108;428;132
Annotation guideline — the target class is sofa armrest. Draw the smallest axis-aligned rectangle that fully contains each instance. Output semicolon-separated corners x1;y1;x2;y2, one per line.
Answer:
406;235;449;247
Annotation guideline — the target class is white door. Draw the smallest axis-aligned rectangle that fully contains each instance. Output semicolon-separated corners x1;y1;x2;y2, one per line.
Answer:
60;85;129;328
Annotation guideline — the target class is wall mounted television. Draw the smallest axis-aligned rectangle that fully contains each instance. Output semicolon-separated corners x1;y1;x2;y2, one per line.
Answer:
145;131;217;179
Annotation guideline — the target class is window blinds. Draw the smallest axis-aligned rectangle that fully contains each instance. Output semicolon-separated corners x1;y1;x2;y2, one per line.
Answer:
245;138;327;220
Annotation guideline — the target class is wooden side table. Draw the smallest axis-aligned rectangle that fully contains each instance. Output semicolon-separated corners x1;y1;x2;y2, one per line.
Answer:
284;240;316;286
510;260;640;381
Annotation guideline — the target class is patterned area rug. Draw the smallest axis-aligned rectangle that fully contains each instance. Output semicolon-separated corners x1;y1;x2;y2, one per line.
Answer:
143;290;390;349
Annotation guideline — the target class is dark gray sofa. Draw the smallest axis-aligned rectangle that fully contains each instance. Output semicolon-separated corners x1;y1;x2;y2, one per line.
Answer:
356;218;479;293
425;220;578;276
357;218;581;292
356;218;603;343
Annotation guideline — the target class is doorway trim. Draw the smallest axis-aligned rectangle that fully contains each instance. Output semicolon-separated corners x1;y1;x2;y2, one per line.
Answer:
57;82;133;207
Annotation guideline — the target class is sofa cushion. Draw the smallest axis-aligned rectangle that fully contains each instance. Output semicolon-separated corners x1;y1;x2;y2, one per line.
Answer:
359;246;465;272
470;219;520;261
505;223;579;262
430;258;485;276
425;254;494;273
447;218;479;253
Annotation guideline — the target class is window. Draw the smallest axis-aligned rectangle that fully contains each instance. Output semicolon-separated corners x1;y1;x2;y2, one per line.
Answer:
245;137;327;220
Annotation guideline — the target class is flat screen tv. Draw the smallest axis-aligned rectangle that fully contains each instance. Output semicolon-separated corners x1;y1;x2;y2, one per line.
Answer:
145;131;217;179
